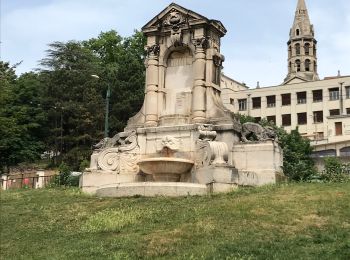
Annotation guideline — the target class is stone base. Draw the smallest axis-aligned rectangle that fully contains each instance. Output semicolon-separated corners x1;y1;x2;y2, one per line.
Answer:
194;164;238;184
207;182;238;193
80;170;145;194
232;140;283;186
96;182;208;197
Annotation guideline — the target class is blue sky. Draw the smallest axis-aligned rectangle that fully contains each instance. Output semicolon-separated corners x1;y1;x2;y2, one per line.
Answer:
1;0;350;87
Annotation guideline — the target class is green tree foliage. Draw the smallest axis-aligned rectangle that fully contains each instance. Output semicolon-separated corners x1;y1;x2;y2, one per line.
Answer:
1;30;147;172
0;62;46;174
84;30;146;132
278;128;316;181
38;30;146;170
39;41;105;169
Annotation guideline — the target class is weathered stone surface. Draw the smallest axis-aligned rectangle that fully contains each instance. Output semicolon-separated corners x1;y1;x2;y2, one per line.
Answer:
81;3;284;197
96;182;207;197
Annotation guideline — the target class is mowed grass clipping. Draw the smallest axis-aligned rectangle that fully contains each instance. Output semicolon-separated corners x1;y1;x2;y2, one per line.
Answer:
1;183;350;259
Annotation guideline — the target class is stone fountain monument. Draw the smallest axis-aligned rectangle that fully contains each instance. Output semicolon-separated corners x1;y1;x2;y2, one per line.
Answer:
80;3;283;197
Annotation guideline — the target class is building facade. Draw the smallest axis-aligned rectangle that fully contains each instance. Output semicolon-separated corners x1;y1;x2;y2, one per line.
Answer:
222;0;350;159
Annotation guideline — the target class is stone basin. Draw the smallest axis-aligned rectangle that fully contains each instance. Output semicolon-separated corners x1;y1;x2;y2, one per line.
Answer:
137;157;194;182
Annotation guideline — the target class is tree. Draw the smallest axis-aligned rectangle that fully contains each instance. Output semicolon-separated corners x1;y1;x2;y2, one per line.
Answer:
0;63;46;174
84;30;146;133
278;128;316;181
39;41;105;169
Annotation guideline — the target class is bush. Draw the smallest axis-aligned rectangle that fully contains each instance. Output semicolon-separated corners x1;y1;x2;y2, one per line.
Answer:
51;162;79;187
320;157;350;182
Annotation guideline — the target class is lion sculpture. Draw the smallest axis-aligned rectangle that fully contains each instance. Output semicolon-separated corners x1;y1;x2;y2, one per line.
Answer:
241;122;276;142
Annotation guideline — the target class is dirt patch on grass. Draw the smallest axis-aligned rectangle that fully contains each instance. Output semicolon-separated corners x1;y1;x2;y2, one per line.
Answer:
144;229;183;257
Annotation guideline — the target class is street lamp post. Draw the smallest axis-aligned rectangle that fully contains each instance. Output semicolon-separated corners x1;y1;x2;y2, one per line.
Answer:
91;74;111;138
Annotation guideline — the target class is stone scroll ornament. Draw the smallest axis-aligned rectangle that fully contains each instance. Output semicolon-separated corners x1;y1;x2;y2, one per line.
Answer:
96;131;140;174
195;125;229;168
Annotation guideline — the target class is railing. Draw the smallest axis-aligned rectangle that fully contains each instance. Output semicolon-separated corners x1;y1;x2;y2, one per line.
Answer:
0;175;56;190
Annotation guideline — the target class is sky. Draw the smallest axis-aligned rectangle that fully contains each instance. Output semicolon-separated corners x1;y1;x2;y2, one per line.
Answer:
1;0;350;87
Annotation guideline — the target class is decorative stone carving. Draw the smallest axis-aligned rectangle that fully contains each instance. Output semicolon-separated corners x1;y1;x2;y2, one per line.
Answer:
92;131;140;174
198;124;217;141
160;136;180;151
146;44;160;57
213;54;223;67
196;124;228;168
163;9;187;47
192;37;208;50
196;140;229;168
240;122;277;142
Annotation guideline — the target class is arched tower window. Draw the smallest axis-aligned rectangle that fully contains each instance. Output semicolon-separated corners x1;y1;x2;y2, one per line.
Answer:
296;29;300;36
288;46;292;58
295;43;301;55
305;59;310;71
304;43;310;55
295;59;301;72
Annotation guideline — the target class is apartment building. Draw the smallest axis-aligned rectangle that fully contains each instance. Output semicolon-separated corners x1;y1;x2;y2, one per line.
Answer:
221;0;350;158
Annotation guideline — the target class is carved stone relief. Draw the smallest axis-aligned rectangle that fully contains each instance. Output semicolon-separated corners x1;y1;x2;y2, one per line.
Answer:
195;125;229;168
92;131;140;174
163;9;187;46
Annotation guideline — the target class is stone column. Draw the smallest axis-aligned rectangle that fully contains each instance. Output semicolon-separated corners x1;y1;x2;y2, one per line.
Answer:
192;37;207;123
145;44;160;127
36;170;45;189
1;175;8;190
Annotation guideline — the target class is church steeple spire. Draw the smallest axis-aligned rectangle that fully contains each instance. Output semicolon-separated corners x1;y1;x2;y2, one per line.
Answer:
284;0;319;84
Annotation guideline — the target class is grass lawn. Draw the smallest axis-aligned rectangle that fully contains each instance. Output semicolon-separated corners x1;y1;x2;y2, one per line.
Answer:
1;183;349;259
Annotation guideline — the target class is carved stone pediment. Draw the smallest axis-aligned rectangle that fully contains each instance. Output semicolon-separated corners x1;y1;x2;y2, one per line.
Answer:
142;3;226;36
142;3;204;31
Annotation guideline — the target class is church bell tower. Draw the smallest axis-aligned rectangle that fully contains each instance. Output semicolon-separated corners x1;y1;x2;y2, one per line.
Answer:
284;0;319;84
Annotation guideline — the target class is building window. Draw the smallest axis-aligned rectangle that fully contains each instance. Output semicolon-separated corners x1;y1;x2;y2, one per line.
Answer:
230;98;234;105
297;112;307;125
305;59;310;71
329;109;340;116
266;95;276;108
295;59;301;72
347;108;350;115
254;117;261;123
335;122;342;136
304;43;310;55
252;97;261;109
297;91;307;104
312;89;323;102
329;87;339;100
295;43;301;55
313;111;323;123
266;116;276;125
238;99;247;111
296;29;300;36
282;114;291;126
315;132;324;141
346;86;350;99
281;93;291;106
